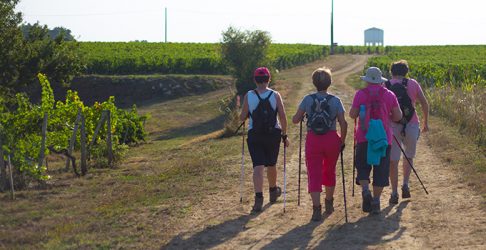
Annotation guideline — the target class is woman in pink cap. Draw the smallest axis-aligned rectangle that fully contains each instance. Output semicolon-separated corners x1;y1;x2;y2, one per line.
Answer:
240;67;289;213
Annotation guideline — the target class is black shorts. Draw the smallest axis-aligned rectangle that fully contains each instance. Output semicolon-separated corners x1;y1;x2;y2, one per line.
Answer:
355;142;391;187
247;128;282;168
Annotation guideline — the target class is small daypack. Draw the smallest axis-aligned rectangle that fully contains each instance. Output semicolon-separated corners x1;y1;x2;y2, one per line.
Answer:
306;94;335;135
361;87;388;131
385;78;415;135
250;90;278;134
385;78;415;124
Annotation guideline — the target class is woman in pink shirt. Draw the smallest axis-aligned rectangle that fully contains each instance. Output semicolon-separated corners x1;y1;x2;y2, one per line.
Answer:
386;60;429;205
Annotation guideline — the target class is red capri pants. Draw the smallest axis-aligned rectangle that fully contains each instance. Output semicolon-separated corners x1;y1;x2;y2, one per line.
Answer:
305;130;341;192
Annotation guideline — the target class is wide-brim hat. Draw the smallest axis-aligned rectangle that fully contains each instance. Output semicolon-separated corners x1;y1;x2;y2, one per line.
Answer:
360;67;387;84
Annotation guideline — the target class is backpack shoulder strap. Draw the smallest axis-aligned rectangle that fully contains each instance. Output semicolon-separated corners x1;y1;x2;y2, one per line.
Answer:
325;94;334;103
253;90;263;101
263;90;274;101
401;78;409;86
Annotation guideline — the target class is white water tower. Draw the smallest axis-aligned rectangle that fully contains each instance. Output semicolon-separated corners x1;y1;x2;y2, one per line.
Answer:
364;27;384;46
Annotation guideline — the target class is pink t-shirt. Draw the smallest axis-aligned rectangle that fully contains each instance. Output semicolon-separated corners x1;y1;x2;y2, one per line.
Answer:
388;78;423;125
352;84;399;144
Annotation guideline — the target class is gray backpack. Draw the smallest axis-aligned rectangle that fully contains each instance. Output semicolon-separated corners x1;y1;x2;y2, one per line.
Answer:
306;94;335;135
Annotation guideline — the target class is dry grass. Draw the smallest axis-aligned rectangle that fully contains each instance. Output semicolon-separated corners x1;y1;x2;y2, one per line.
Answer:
0;86;240;248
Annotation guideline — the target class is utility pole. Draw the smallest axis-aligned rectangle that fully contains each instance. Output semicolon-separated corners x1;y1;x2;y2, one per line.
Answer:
165;7;168;43
330;0;334;55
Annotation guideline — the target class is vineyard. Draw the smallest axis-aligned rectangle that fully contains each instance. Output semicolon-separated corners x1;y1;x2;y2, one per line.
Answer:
79;42;383;75
367;45;486;148
0;74;147;189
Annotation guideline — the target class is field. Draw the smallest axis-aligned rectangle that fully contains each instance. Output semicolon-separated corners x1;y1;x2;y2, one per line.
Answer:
79;42;384;75
79;42;329;75
368;45;486;149
1;43;486;248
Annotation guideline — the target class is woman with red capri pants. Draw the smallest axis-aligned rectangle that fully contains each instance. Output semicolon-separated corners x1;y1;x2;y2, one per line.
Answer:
292;67;347;221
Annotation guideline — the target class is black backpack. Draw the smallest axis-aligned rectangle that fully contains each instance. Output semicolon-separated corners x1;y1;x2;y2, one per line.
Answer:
385;78;415;136
306;94;335;135
385;78;415;124
250;90;278;134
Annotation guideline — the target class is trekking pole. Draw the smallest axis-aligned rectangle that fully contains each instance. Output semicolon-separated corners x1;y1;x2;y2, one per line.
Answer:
283;141;287;213
297;119;302;206
340;150;348;223
393;135;429;195
239;121;245;203
235;121;245;135
352;119;356;197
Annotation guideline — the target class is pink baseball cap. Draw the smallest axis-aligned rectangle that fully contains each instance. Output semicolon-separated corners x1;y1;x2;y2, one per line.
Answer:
254;67;271;78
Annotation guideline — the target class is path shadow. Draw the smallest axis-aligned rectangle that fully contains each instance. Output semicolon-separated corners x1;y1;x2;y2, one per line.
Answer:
315;201;410;249
261;213;329;250
155;115;225;141
162;204;271;249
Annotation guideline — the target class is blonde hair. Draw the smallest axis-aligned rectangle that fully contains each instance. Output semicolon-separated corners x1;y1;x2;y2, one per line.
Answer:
312;67;332;91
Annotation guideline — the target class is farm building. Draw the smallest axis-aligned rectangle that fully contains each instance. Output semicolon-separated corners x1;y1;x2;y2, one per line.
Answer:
364;27;384;46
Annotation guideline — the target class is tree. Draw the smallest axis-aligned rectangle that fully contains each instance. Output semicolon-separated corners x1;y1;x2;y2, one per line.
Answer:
221;27;272;95
0;1;85;95
22;23;76;41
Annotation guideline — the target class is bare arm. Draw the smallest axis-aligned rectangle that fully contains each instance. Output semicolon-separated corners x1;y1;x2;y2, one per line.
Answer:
239;93;249;122
292;109;306;124
337;111;348;145
349;107;359;119
275;92;290;147
391;106;403;122
275;92;287;135
417;88;429;132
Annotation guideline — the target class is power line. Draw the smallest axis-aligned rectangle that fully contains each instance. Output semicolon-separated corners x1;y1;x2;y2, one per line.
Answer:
23;9;159;17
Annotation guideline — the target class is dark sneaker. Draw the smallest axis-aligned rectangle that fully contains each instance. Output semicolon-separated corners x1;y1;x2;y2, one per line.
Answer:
311;205;322;221
324;198;334;214
402;185;411;199
252;196;264;213
389;193;399;205
269;186;282;203
371;200;381;215
362;190;372;213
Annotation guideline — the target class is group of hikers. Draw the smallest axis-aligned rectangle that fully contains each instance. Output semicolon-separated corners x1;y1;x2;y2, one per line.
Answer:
239;60;429;221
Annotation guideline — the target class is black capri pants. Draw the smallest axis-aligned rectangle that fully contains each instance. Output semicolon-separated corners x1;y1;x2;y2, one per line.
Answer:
355;142;391;187
247;129;282;168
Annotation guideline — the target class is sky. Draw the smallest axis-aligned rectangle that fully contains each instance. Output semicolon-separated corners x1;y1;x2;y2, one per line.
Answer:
16;0;486;45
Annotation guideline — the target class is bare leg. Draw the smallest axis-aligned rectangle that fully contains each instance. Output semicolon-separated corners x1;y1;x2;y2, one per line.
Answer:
310;192;321;207
402;158;413;186
373;186;384;198
324;186;335;201
266;165;277;188
253;165;265;193
390;160;399;194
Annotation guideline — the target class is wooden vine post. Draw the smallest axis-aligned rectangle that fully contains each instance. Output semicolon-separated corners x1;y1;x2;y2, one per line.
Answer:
106;110;113;167
7;155;15;200
66;109;81;171
80;112;88;176
0;137;6;192
38;112;48;168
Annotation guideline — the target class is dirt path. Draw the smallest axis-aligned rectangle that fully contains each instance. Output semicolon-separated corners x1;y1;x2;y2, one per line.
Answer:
163;55;486;249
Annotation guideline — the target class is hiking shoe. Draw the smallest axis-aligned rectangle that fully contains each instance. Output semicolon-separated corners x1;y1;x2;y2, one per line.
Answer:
311;205;322;221
324;198;334;214
269;186;282;203
252;196;264;213
371;200;381;215
402;185;411;199
362;190;372;213
389;193;399;205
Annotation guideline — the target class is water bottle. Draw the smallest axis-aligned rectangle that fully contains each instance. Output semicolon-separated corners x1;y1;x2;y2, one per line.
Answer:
359;105;366;130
